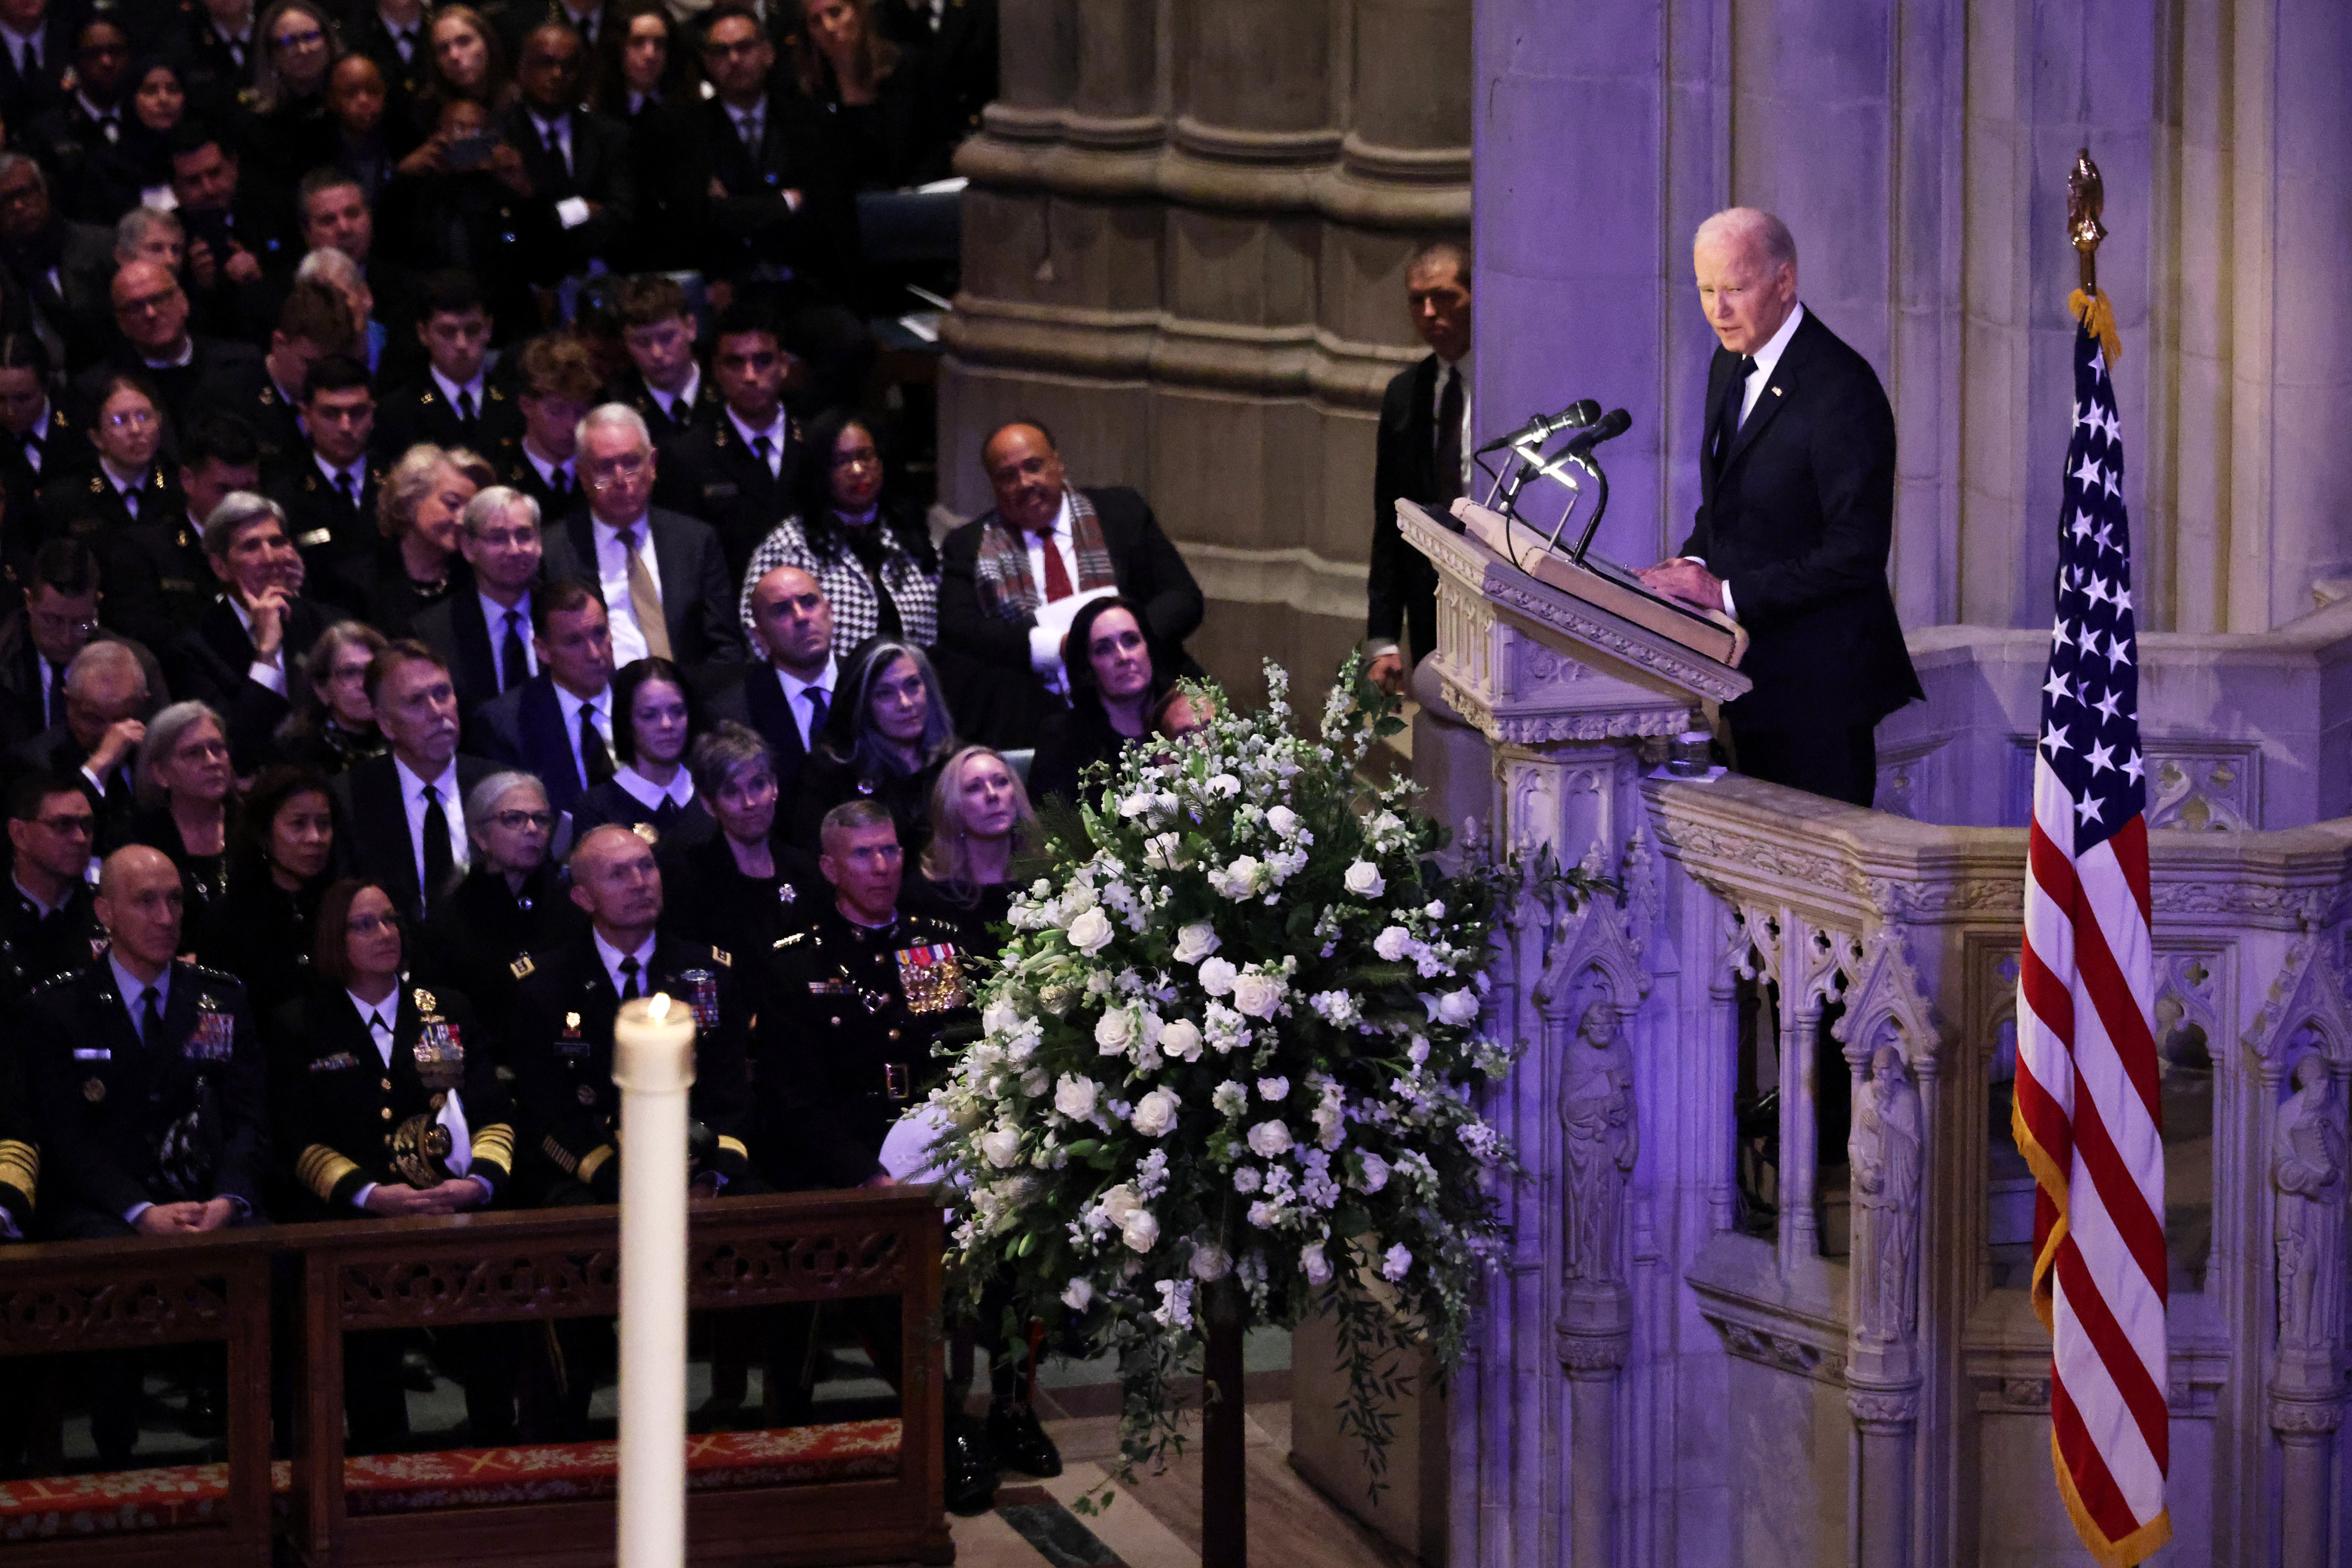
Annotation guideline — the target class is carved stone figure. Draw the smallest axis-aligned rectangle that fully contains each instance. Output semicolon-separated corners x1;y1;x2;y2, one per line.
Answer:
1850;1045;1923;1341
2273;1055;2346;1352
1561;998;1638;1284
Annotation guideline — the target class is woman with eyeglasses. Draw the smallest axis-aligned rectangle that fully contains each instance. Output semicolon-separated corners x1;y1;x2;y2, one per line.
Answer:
199;764;336;1019
334;443;490;636
273;620;391;776
911;744;1035;958
247;0;342;189
419;770;586;1007
657;722;821;955
129;700;237;950
277;877;515;1448
570;656;718;848
1025;594;1167;809
786;638;956;857
40;374;179;545
738;410;937;662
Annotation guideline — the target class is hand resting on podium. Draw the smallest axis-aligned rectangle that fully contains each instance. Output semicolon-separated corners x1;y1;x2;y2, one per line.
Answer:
1636;556;1730;615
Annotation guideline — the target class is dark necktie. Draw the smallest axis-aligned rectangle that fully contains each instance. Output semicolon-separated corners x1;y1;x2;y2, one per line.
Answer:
139;984;163;1045
1711;354;1758;474
1433;365;1464;504
1038;530;1074;602
548;464;572;503
617;954;641;1001
500;609;528;691
653;797;680;827
335;469;357;512
119;482;138;519
419;783;454;907
753;433;774;476
456;389;477;426
541;119;570;179
579;703;615;786
802;685;827;748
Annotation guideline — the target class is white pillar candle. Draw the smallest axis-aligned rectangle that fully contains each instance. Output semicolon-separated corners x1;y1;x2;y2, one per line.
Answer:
613;992;698;1568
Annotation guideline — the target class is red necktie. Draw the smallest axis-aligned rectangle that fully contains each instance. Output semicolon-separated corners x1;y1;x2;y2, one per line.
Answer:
1039;530;1074;603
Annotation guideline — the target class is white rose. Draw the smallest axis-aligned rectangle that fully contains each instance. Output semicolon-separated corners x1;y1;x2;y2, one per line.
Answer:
1067;907;1116;955
983;998;1022;1038
1121;1209;1161;1252
1246;1120;1294;1158
1095;1008;1138;1055
1159;1019;1204;1061
1231;971;1285;1019
978;1128;1024;1169
1118;791;1155;818
1266;804;1299;838
1373;925;1412;962
1099;1184;1140;1225
1344;860;1386;899
1054;1073;1099;1121
1062;1278;1095;1311
1197;956;1239;996
1021;1069;1051;1098
1206;772;1240;797
1354;1152;1390;1193
1130;1087;1181;1138
1256;1076;1290;1102
1301;1242;1333;1287
1189;1242;1232;1282
1436;988;1482;1026
1172;922;1221;965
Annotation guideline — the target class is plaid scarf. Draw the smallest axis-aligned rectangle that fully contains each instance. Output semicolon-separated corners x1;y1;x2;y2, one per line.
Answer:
971;488;1117;621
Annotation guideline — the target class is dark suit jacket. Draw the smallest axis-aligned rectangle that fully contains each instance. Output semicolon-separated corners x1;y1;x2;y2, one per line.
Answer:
266;456;387;579
653;411;799;584
505;928;755;1200
1675;308;1923;736
7;723;139;853
694;92;857;289
539;508;749;671
473;672;595;814
10;217;113;373
935;485;1205;750
606;364;723;445
1366;353;1450;662
498;103;636;274
72;337;269;447
498;448;580;527
333;751;499;920
99;511;213;650
413;586;533;729
703;660;815;802
0;17;77;145
371;373;527;468
22;957;270;1227
174;591;343;771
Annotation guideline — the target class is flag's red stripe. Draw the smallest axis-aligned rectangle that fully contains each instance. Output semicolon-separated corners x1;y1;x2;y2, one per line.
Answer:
2028;820;2081;924
2014;1061;2074;1183
2065;1072;2171;1299
2054;1226;2172;1468
2019;942;2078;1058
2052;1368;2152;1545
2074;875;2162;1128
2110;815;2152;924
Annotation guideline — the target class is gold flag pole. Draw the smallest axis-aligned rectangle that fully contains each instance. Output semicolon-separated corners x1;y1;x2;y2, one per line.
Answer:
2067;149;2122;364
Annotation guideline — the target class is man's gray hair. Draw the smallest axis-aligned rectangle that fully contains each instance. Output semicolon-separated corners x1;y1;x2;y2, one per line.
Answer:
297;245;363;291
114;207;183;262
463;484;540;536
65;639;145;700
202;491;287;557
0;154;47;197
1694;207;1797;274
820;798;896;853
576;402;652;456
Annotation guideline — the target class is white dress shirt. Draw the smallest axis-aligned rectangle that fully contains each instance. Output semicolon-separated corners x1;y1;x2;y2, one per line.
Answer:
650;364;699;424
228;595;288;693
593;927;657;997
394;755;470;888
315;450;368;502
553;682;613;790
1683;302;1807;619
0;22;42;72
726;407;786;477
429;366;487;420
17;399;47;472
614;764;693;813
591;516;660;665
523;443;574;497
776;654;837;750
345;985;483;1209
481;590;537;687
1021;491;1110;689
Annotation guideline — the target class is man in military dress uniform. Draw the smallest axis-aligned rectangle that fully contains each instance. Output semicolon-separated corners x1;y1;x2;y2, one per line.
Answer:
19;845;267;1463
755;799;1058;1508
506;823;759;1206
0;774;107;1007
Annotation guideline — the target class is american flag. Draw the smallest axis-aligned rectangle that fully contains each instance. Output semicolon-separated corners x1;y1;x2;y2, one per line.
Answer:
2012;315;2170;1564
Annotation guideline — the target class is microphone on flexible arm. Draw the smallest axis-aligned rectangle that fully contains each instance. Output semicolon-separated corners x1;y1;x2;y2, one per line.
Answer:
1473;399;1601;457
1557;407;1632;457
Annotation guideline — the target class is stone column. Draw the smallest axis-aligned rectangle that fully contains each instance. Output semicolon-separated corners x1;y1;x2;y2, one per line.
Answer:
2265;1054;2347;1566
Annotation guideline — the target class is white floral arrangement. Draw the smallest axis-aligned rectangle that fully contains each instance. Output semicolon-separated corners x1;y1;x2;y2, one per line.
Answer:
929;661;1591;1487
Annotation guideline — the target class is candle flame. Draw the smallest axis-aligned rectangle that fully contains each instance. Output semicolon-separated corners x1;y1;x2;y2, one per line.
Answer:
648;993;671;1023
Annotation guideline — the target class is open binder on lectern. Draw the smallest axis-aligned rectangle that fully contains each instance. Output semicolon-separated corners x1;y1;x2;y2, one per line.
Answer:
1449;497;1751;670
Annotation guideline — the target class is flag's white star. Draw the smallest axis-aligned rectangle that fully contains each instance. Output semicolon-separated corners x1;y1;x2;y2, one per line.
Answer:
2052;615;2072;648
2042;722;2076;757
2070;510;2094;542
2094;688;2122;723
2086;741;2116;776
2101;465;2121;497
2083;575;2110;607
2071;453;2104;492
2099;406;2123;446
2043;668;2073;704
2094;522;2115;556
2075;793;2105;826
2090;347;2109;380
2122;750;2145;784
2108;631;2134;667
2076;401;2098;435
2112;584;2132;614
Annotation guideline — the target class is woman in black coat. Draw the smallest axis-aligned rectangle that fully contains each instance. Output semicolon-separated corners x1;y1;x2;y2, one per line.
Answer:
417;770;585;1026
659;721;823;955
272;622;392;778
1026;594;1169;809
785;638;956;856
908;744;1035;960
569;658;717;851
198;764;336;1020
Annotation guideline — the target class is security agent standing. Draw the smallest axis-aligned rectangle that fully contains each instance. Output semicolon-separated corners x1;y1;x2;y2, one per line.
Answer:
754;799;1057;1508
19;844;267;1464
506;823;759;1206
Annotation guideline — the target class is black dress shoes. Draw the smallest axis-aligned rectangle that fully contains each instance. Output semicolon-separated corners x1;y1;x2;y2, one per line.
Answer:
944;1416;999;1514
987;1397;1062;1478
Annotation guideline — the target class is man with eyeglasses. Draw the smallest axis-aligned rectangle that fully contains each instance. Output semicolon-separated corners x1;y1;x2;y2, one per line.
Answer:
0;773;106;1007
0;152;113;371
74;259;266;441
415;485;544;729
609;274;720;443
266;355;383;573
0;540;126;748
336;640;498;920
540;402;746;672
652;301;799;584
500;21;635;280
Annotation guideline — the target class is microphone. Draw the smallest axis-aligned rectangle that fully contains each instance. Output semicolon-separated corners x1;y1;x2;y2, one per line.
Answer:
1474;399;1601;456
1556;407;1631;456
